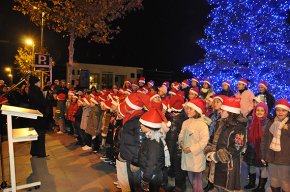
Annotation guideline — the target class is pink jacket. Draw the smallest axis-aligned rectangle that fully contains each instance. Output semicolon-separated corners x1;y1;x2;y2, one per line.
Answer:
235;89;255;117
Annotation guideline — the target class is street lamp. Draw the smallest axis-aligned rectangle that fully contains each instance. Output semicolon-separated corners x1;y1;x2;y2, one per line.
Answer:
5;67;11;73
25;38;35;70
5;67;13;84
7;74;13;84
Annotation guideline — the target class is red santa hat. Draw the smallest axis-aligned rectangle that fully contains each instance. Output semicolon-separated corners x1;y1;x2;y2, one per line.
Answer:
162;81;170;88
238;78;248;86
275;99;290;112
171;81;180;90
168;88;177;96
189;87;199;95
191;77;200;83
57;93;66;101
117;102;127;118
125;93;145;110
90;96;99;104
139;77;146;83
132;81;139;87
147;80;154;87
72;95;78;100
176;90;185;98
0;97;8;105
82;96;91;105
99;94;107;101
182;79;189;87
147;92;160;101
124;78;131;84
168;95;184;112
142;86;149;94
222;80;230;87
119;88;125;93
68;91;75;96
221;97;241;114
124;88;132;95
186;98;206;115
203;79;211;85
139;109;170;129
259;81;268;89
158;85;168;94
101;100;112;110
213;95;225;103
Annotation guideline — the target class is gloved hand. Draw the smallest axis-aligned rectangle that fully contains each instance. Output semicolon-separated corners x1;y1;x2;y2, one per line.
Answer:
217;148;231;163
141;180;149;191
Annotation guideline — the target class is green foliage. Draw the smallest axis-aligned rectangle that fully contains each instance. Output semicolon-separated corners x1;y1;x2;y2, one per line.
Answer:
14;46;33;77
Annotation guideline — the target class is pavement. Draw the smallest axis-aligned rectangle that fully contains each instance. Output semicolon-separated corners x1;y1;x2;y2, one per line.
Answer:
0;131;272;192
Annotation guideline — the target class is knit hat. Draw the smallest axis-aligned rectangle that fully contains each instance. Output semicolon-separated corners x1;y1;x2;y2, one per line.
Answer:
222;80;230;87
186;98;206;115
189;87;199;95
0;97;8;104
275;99;290;112
203;79;211;85
140;109;170;129
158;85;168;95
221;97;241;114
147;80;154;87
168;95;184;112
182;79;189;87
259;81;268;89
191;77;200;83
102;100;112;110
29;75;40;85
125;93;145;110
57;93;66;101
238;78;248;86
139;77;145;83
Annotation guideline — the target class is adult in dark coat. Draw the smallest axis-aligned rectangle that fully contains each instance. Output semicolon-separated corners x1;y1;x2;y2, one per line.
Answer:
255;81;275;116
218;81;234;97
28;75;47;158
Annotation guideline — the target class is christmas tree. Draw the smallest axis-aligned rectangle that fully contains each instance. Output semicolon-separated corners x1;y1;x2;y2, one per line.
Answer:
183;0;290;100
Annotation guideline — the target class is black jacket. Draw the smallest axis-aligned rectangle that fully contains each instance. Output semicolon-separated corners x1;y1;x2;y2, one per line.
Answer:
139;138;165;182
28;85;46;115
166;111;188;142
119;116;145;166
75;106;83;122
255;91;275;114
218;89;234;97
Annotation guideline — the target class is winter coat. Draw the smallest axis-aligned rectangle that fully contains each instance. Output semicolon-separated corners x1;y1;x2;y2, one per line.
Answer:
179;116;211;172
261;118;290;166
200;88;215;100
218;89;234;97
235;89;255;117
139;138;165;183
65;99;71;118
181;87;190;101
28;85;46;115
243;118;272;167
101;111;111;137
85;105;102;136
55;100;66;119
119;116;145;167
67;102;79;122
213;115;247;191
74;106;83;122
80;106;91;130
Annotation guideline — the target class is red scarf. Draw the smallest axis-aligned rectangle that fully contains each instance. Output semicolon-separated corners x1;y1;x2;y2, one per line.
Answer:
248;102;268;160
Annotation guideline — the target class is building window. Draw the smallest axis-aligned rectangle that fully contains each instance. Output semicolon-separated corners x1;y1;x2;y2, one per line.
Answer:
131;73;135;78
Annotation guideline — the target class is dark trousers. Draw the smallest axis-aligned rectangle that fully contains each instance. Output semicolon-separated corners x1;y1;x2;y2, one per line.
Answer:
79;129;92;147
149;172;163;192
30;118;46;157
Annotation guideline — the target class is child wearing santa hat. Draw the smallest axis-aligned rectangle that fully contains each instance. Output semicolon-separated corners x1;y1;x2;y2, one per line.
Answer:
179;98;211;192
218;80;234;97
139;109;171;192
79;97;92;150
55;93;66;134
261;99;290;192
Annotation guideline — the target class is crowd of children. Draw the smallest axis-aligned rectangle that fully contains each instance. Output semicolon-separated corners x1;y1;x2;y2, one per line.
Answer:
2;76;287;192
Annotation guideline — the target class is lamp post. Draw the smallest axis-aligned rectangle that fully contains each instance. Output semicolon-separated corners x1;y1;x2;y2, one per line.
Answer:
25;39;35;70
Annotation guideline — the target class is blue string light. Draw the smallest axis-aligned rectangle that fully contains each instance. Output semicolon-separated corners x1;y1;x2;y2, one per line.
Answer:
183;0;290;100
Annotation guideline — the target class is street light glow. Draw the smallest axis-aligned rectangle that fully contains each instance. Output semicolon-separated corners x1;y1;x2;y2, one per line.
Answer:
8;74;13;77
26;39;34;46
5;67;11;72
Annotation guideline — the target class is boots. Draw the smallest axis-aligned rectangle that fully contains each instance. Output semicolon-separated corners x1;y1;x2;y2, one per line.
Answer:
252;177;267;192
203;181;214;192
270;186;281;192
244;173;256;189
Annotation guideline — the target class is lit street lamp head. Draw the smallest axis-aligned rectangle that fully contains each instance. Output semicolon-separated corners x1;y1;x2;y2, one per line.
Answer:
25;39;34;46
5;67;11;72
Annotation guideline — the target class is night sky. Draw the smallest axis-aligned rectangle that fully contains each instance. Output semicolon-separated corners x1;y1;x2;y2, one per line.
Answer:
0;0;211;82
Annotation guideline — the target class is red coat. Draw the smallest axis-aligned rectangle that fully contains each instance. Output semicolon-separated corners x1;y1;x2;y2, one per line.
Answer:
67;102;79;122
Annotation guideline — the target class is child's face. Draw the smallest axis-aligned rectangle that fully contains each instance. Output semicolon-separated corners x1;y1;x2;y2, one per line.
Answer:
238;83;246;90
152;96;161;102
181;84;187;89
256;106;266;118
188;92;197;100
140;124;150;133
191;81;197;87
185;106;197;118
203;83;209;89
222;83;229;90
213;99;222;110
258;85;266;93
72;97;77;102
275;107;288;120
